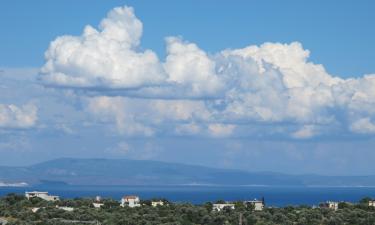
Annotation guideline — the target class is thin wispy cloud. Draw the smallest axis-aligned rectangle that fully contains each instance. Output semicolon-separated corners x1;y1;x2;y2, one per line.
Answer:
0;103;37;129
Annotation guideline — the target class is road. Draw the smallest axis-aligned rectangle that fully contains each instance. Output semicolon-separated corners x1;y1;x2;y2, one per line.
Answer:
0;218;8;225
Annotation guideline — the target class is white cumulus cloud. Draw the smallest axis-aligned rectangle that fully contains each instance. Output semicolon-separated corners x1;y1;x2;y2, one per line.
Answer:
41;6;166;89
40;5;375;138
164;37;224;97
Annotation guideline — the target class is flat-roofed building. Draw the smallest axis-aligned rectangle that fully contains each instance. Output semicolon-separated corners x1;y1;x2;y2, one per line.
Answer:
212;203;235;211
56;206;74;212
25;191;59;201
93;202;104;208
151;200;164;207
319;201;339;210
244;199;265;211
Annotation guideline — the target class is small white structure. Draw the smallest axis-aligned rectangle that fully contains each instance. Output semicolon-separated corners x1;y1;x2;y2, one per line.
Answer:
212;203;235;211
151;200;164;207
244;199;264;211
93;196;104;208
121;195;140;208
93;202;104;208
25;191;59;201
320;201;339;210
369;200;375;207
56;206;74;212
31;207;41;213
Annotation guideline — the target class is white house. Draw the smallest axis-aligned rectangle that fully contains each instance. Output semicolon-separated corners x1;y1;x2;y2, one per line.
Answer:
56;206;74;212
25;191;59;201
121;195;140;208
212;203;235;211
319;201;339;210
244;199;265;211
369;200;375;207
93;203;104;208
151;200;164;207
31;207;42;213
93;196;104;208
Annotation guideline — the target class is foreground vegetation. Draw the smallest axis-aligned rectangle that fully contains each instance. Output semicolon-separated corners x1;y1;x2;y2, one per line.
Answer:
1;194;375;225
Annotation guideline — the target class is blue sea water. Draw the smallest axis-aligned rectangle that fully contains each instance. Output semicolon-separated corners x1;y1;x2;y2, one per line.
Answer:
1;185;375;207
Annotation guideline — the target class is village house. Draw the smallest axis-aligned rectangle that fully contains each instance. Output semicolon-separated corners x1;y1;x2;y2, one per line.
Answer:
25;191;60;201
212;203;235;211
368;200;375;207
244;199;265;211
56;206;74;212
151;200;164;207
93;202;104;208
319;201;339;210
31;207;42;213
93;196;104;208
121;195;140;208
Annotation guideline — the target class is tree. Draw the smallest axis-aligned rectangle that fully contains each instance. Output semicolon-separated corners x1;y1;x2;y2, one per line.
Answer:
103;199;120;209
245;202;255;211
338;202;351;209
246;214;258;225
203;202;213;212
360;197;372;204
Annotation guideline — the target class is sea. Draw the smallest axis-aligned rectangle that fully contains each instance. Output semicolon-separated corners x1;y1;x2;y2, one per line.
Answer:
1;185;375;207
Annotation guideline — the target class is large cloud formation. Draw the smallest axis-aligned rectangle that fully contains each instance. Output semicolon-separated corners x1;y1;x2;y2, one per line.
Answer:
41;6;166;89
40;6;375;138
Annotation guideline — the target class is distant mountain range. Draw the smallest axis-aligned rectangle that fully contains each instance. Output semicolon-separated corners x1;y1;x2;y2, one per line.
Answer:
1;158;375;187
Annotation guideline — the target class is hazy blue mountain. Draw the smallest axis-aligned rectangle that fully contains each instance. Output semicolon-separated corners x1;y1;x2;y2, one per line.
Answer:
0;158;375;186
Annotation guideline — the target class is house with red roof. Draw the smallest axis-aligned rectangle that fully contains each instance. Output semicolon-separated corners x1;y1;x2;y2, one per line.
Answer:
121;195;140;208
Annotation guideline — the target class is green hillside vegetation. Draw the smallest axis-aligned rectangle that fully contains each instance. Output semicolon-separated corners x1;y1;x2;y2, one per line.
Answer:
1;194;375;225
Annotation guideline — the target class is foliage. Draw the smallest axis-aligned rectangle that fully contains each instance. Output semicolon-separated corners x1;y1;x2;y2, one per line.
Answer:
0;193;375;225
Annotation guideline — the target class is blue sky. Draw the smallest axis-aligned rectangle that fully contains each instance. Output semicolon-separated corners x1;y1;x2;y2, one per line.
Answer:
1;0;375;175
1;0;375;76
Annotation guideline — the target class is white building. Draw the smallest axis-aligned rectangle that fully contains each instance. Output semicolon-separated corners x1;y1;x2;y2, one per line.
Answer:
25;191;59;201
369;200;375;207
121;195;140;208
56;206;74;212
244;199;265;211
212;203;235;211
31;207;42;213
93;203;104;208
93;196;104;208
151;200;164;207
319;201;339;210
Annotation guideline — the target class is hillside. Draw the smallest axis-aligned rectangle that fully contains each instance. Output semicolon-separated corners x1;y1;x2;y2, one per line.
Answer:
0;158;374;186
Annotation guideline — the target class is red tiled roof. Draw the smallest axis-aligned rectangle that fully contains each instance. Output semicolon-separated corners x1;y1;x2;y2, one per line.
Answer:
122;195;139;199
